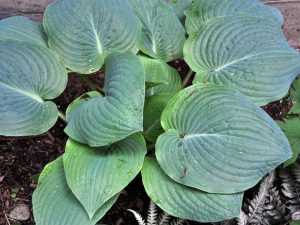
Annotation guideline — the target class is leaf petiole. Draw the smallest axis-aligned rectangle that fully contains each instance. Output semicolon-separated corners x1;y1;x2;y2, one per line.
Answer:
58;110;67;123
182;69;194;87
79;75;105;95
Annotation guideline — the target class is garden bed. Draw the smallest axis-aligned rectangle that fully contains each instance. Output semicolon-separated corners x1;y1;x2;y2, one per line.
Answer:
0;1;300;225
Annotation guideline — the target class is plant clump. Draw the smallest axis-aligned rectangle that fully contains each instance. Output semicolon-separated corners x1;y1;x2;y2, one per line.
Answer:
0;0;300;224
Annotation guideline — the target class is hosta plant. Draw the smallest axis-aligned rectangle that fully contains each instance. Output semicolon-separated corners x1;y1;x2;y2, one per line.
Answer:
0;0;299;224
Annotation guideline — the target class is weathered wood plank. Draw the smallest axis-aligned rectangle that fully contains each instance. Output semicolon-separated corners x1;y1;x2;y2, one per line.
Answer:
0;0;299;48
263;0;300;49
0;0;53;21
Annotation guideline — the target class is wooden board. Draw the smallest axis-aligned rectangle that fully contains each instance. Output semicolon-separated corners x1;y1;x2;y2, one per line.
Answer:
0;0;300;48
0;0;53;21
263;0;300;49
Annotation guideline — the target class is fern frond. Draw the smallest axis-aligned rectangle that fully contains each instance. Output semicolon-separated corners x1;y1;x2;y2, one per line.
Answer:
279;162;300;221
147;201;158;225
264;186;286;221
170;218;185;225
246;171;275;224
291;161;300;182
237;211;248;225
292;212;300;221
129;201;186;225
128;209;146;225
158;212;171;225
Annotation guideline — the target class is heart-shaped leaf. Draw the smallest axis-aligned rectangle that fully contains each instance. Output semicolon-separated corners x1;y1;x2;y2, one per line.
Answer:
0;16;47;46
144;93;174;142
290;76;300;114
44;0;142;74
0;41;67;136
65;52;145;147
184;16;300;106
142;157;243;222
142;58;182;97
156;84;291;193
185;0;283;34
277;117;300;167
128;0;186;61
63;133;146;218
33;157;119;225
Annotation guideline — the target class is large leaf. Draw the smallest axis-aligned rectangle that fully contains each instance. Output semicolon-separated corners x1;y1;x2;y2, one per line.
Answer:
277;117;300;167
128;0;186;61
144;93;174;142
142;157;243;222
184;16;300;106
33;157;119;225
156;84;291;193
0;41;67;136
0;16;47;46
290;76;300;114
185;0;283;34
63;133;146;218
65;52;145;147
44;0;141;74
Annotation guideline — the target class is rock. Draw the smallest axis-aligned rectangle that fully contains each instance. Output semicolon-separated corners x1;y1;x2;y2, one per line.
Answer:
9;204;31;221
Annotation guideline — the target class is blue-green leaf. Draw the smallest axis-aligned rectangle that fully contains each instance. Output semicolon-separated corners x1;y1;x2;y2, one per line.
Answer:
128;0;186;61
63;133;146;218
0;16;47;46
156;84;291;193
65;52;145;147
44;0;142;74
185;0;283;34
33;157;119;225
0;41;67;136
142;157;243;222
184;16;300;106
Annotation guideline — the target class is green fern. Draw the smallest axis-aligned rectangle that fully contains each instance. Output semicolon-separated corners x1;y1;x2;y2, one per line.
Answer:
128;201;186;225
